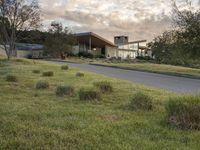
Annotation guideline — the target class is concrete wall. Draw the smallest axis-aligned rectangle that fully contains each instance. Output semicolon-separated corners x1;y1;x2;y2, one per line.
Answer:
0;46;6;56
17;50;43;58
105;46;117;58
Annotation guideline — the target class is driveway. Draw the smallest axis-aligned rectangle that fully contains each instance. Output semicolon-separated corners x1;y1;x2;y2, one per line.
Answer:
47;61;200;94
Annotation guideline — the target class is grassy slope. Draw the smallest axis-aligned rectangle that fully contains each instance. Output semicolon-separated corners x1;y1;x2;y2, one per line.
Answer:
92;62;200;77
0;58;200;150
62;57;200;77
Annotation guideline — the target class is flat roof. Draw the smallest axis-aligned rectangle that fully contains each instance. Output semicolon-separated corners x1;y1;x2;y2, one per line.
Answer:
75;32;116;47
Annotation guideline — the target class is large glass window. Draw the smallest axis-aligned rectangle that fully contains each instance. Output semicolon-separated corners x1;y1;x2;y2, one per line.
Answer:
118;43;138;51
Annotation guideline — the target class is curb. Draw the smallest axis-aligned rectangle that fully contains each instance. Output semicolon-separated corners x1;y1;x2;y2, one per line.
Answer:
90;63;200;80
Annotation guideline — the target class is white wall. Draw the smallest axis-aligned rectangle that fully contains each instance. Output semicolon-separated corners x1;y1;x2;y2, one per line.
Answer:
118;50;137;59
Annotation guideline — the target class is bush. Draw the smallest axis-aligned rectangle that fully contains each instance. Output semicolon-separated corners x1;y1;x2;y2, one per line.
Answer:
78;52;94;58
32;70;40;74
94;81;113;94
129;92;153;111
166;95;200;130
95;54;106;59
6;75;18;82
76;72;84;77
61;65;69;70
56;86;75;97
79;88;101;101
35;81;49;89
42;71;54;77
136;56;153;61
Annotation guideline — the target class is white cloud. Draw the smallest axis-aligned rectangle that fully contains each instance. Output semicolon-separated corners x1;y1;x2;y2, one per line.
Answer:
39;0;199;42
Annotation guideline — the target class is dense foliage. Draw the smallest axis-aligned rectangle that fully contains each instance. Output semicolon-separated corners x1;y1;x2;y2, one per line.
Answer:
44;22;75;58
149;2;200;67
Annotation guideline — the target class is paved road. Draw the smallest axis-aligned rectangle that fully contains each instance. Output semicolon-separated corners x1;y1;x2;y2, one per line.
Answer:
48;61;200;94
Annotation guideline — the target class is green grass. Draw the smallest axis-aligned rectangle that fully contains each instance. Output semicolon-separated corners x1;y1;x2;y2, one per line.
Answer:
0;58;200;149
91;62;200;78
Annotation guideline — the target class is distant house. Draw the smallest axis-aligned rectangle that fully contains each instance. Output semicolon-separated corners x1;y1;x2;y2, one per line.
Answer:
0;43;43;58
73;32;150;59
15;43;43;58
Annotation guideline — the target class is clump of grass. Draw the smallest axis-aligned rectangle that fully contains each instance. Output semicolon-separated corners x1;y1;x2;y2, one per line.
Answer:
166;95;200;130
61;65;69;70
35;81;49;89
14;58;33;65
129;92;153;111
42;71;54;77
56;86;75;97
79;88;101;101
6;75;18;82
76;72;84;77
94;81;113;94
32;70;40;74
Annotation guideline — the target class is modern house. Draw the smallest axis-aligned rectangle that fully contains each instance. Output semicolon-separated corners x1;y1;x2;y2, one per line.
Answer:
73;32;149;59
114;36;147;59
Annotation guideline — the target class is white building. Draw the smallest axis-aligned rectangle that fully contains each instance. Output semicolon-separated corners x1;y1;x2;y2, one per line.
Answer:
73;32;149;59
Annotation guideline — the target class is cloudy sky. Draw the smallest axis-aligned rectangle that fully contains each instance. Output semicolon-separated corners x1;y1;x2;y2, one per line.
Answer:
39;0;200;42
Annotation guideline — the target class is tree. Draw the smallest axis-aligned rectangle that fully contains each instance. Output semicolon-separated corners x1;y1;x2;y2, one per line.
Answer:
172;0;200;59
44;21;75;59
0;0;40;59
148;0;200;66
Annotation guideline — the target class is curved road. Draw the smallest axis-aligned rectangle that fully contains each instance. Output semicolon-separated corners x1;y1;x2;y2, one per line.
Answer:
48;61;200;94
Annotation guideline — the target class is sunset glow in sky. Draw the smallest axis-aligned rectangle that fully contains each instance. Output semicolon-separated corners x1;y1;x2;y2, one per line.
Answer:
39;0;200;42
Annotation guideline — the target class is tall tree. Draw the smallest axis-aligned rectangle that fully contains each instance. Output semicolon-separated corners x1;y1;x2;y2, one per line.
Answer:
149;0;200;66
172;0;200;58
44;21;75;59
0;0;40;59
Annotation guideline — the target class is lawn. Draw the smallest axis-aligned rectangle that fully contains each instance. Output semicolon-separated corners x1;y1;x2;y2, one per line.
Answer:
0;58;200;150
91;62;200;78
59;57;200;78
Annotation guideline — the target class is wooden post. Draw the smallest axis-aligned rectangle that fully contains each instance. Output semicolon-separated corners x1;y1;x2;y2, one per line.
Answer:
89;37;91;51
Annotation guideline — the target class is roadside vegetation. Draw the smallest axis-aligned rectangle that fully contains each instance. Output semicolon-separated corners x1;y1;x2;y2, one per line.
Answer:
0;57;200;149
57;57;200;78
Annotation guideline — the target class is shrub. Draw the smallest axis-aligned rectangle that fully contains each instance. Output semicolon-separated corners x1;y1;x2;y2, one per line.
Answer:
61;65;69;70
56;86;75;97
136;56;153;61
6;75;18;82
94;81;113;94
42;71;54;77
129;92;153;111
32;70;40;74
95;54;106;59
78;52;94;58
35;81;49;89
79;88;101;101
76;72;84;77
166;95;200;130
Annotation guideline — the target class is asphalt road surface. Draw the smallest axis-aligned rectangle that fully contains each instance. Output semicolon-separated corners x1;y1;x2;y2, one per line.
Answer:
47;61;200;94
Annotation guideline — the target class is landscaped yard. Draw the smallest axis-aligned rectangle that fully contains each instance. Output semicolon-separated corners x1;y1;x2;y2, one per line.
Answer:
0;57;200;149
